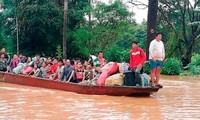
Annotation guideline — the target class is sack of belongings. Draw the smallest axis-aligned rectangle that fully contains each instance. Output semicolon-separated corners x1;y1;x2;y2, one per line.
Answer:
139;73;150;87
100;62;114;73
105;73;124;86
97;62;119;86
118;62;129;73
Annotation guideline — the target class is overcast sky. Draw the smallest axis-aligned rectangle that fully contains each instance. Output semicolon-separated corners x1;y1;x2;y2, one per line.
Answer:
101;0;148;23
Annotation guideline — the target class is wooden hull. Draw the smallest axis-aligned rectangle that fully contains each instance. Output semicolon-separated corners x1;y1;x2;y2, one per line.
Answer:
0;72;160;96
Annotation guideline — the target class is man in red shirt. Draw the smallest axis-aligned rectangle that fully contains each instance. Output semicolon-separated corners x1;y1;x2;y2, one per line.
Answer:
129;41;146;86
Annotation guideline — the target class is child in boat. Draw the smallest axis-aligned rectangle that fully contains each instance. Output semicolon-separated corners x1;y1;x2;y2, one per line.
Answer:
47;58;58;79
9;54;20;71
84;64;94;81
28;63;40;77
21;57;33;75
82;61;89;80
75;61;84;83
40;62;48;78
89;54;101;75
52;59;64;80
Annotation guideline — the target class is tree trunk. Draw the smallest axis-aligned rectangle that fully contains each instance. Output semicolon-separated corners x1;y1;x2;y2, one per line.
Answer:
16;0;19;55
146;0;158;60
182;43;193;66
63;0;68;59
88;0;92;47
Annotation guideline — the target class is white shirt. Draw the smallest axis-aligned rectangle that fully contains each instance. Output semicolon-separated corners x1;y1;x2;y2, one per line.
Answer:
149;39;165;61
58;66;64;79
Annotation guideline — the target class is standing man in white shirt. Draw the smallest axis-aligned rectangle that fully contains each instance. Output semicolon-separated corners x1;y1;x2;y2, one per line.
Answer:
149;33;165;88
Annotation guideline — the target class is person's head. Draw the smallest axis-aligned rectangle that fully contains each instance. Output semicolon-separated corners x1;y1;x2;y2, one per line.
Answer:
47;62;53;67
19;54;23;59
13;54;18;59
22;55;27;61
98;51;104;58
41;62;46;68
58;59;63;66
27;57;32;62
65;59;71;66
1;48;6;53
33;63;38;69
88;55;94;67
83;61;88;69
75;58;81;64
131;41;138;49
70;60;75;66
38;57;43;62
0;53;4;58
77;62;82;69
52;58;58;65
46;57;52;64
35;54;40;61
87;64;92;70
155;33;162;41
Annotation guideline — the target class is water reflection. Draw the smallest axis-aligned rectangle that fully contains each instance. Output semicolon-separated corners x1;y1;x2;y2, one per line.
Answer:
0;75;200;119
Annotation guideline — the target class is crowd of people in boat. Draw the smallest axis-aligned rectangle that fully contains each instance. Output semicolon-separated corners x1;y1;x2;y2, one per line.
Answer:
0;33;164;88
0;48;107;83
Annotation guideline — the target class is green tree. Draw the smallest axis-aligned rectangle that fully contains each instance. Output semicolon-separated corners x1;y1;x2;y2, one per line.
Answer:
74;0;133;57
17;0;63;55
158;0;200;66
1;0;89;58
0;0;16;53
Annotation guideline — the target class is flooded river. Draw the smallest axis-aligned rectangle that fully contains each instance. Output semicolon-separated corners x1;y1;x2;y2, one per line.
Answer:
0;75;200;120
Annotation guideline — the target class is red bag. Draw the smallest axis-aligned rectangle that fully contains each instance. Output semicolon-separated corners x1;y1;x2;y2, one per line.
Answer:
97;62;119;86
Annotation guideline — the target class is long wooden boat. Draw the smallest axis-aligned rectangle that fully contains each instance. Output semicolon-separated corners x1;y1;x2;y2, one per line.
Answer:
0;72;160;96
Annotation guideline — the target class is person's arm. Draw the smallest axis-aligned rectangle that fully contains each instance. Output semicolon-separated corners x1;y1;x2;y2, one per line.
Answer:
129;51;133;69
6;66;10;73
58;66;64;80
103;58;106;66
149;41;155;60
52;67;59;80
5;59;8;66
5;54;11;65
28;69;34;76
9;59;13;67
60;67;65;80
34;68;41;77
82;70;86;81
162;42;165;61
140;49;146;66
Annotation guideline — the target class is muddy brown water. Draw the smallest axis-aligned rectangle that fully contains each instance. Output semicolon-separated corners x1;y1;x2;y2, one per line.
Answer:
0;75;200;120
